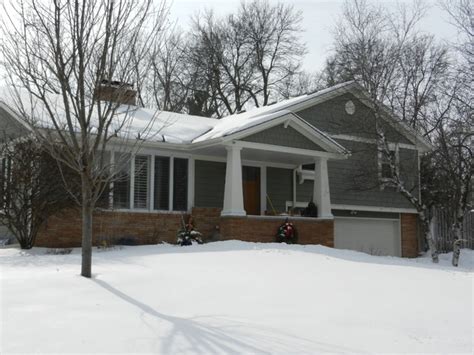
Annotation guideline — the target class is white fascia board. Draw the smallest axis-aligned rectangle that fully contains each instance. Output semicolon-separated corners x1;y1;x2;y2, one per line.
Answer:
331;134;419;150
219;110;293;142
219;111;349;157
232;140;346;160
331;204;418;214
290;114;350;155
267;81;357;114
0;101;33;132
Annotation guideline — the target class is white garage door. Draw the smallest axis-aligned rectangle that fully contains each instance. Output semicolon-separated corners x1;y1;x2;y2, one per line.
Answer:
335;217;401;256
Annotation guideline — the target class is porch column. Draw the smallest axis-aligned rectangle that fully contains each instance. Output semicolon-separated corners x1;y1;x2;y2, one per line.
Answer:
221;145;246;216
313;157;333;218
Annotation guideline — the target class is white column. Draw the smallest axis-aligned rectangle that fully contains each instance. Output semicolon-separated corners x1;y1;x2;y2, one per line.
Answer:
169;157;174;211
221;145;246;216
260;166;267;215
187;157;195;212
149;156;155;211
313;157;333;218
130;155;135;210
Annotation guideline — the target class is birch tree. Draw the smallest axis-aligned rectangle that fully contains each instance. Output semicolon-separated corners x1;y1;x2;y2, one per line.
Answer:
324;0;455;262
0;0;167;277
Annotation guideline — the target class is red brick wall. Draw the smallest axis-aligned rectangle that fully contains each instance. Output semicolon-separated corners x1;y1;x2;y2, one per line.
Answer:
191;207;222;240
37;208;334;248
219;215;334;246
36;209;185;248
401;213;419;257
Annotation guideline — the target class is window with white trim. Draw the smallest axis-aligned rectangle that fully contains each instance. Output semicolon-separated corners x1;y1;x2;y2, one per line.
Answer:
378;146;399;180
154;156;170;210
134;155;150;209
173;158;188;211
113;153;131;209
111;153;188;211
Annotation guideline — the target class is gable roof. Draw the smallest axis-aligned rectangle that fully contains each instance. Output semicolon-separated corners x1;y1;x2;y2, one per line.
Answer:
0;81;432;152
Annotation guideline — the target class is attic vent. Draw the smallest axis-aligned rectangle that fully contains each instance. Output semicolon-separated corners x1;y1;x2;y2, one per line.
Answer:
345;100;356;115
95;79;137;106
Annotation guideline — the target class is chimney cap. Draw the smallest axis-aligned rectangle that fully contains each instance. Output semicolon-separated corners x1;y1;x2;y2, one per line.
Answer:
100;79;134;89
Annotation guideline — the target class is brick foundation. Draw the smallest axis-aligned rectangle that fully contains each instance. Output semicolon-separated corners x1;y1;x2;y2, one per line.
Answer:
36;207;334;248
401;213;419;257
37;208;418;257
36;209;186;248
219;215;334;246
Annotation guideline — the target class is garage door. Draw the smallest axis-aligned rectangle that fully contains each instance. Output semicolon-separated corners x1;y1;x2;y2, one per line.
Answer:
335;217;401;256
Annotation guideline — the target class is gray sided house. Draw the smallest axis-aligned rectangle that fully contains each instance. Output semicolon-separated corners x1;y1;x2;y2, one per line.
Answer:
0;82;431;256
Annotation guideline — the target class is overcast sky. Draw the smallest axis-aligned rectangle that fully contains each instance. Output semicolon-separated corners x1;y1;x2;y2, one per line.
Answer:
167;0;459;71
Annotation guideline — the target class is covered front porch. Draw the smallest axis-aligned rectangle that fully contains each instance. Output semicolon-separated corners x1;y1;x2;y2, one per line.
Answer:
219;141;337;219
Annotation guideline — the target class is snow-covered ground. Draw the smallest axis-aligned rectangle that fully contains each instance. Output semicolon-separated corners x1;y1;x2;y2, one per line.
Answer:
1;241;472;354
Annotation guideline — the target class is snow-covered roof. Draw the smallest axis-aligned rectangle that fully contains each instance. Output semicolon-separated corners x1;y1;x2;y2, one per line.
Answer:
0;81;430;152
194;81;357;143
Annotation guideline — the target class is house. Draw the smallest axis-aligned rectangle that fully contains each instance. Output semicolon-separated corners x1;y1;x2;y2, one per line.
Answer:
0;81;431;257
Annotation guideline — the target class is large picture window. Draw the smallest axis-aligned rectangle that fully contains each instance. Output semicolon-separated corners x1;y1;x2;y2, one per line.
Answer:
111;153;188;212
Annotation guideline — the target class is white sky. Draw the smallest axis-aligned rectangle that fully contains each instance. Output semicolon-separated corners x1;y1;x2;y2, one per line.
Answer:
167;0;459;71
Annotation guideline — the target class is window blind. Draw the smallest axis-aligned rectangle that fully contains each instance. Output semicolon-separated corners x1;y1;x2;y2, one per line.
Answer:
134;155;149;209
113;153;131;209
154;156;170;210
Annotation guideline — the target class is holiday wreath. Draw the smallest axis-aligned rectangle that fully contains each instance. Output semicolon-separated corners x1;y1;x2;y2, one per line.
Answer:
276;218;297;244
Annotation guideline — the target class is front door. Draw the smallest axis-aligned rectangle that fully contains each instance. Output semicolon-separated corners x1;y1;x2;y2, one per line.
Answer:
243;166;260;215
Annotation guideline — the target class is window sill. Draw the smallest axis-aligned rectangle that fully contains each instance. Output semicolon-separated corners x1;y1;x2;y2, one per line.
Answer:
97;208;187;215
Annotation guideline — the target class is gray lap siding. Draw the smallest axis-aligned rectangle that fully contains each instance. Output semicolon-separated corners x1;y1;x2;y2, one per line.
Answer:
295;93;413;145
242;125;325;151
266;167;293;213
296;140;419;209
194;160;226;208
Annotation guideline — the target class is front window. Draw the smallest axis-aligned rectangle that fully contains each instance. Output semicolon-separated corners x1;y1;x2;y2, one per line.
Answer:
154;156;170;210
173;158;188;211
113;153;131;209
378;146;399;180
111;153;188;212
134;155;150;209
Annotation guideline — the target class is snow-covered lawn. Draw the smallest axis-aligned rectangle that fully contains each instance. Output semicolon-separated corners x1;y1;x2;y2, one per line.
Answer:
1;241;472;354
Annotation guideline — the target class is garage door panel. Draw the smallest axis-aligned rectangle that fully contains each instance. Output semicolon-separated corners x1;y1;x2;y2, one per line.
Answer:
335;217;401;256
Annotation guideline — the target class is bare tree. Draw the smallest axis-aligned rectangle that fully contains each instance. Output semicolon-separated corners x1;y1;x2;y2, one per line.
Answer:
438;0;473;266
0;137;76;249
143;29;191;112
0;0;167;277
189;11;256;115
240;0;306;107
183;1;306;117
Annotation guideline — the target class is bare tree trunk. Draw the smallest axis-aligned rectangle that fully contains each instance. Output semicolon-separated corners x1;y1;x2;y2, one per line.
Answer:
81;174;93;278
420;211;439;263
452;216;463;267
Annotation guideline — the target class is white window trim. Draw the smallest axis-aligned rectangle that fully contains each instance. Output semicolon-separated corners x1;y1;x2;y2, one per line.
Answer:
169;156;174;212
130;154;135;210
377;143;400;188
149;156;155;211
108;149;191;213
